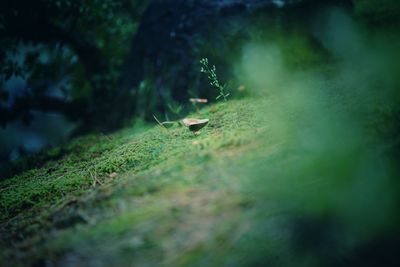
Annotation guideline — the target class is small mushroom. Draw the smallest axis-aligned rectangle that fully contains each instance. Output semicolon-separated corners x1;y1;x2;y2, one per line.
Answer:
182;118;209;133
189;98;208;104
189;98;208;113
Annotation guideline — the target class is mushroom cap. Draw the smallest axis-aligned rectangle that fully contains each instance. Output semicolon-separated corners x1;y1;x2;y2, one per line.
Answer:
189;98;208;103
182;118;209;132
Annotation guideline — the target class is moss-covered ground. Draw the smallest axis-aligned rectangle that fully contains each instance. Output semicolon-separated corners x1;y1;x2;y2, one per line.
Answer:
0;98;274;266
1;85;398;266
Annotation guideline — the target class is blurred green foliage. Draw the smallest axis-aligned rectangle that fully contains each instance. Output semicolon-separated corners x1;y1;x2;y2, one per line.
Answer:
0;0;149;130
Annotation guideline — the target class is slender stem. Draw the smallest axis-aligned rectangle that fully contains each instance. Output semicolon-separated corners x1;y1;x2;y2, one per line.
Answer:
200;58;229;102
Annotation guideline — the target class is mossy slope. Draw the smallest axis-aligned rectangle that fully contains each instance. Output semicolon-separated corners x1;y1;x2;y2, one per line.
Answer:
1;86;399;267
0;98;265;267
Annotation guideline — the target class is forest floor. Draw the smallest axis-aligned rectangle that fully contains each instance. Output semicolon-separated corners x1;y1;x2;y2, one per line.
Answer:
1;87;398;266
0;97;276;267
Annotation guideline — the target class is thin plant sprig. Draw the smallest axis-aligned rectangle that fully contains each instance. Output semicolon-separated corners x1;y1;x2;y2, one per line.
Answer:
200;58;230;101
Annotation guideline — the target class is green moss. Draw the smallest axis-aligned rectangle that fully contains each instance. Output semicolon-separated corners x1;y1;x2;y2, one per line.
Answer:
2;77;397;267
0;98;263;266
0;98;260;220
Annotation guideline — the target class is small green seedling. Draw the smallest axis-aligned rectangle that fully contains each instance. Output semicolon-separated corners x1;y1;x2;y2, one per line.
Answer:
200;58;230;101
167;102;183;115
